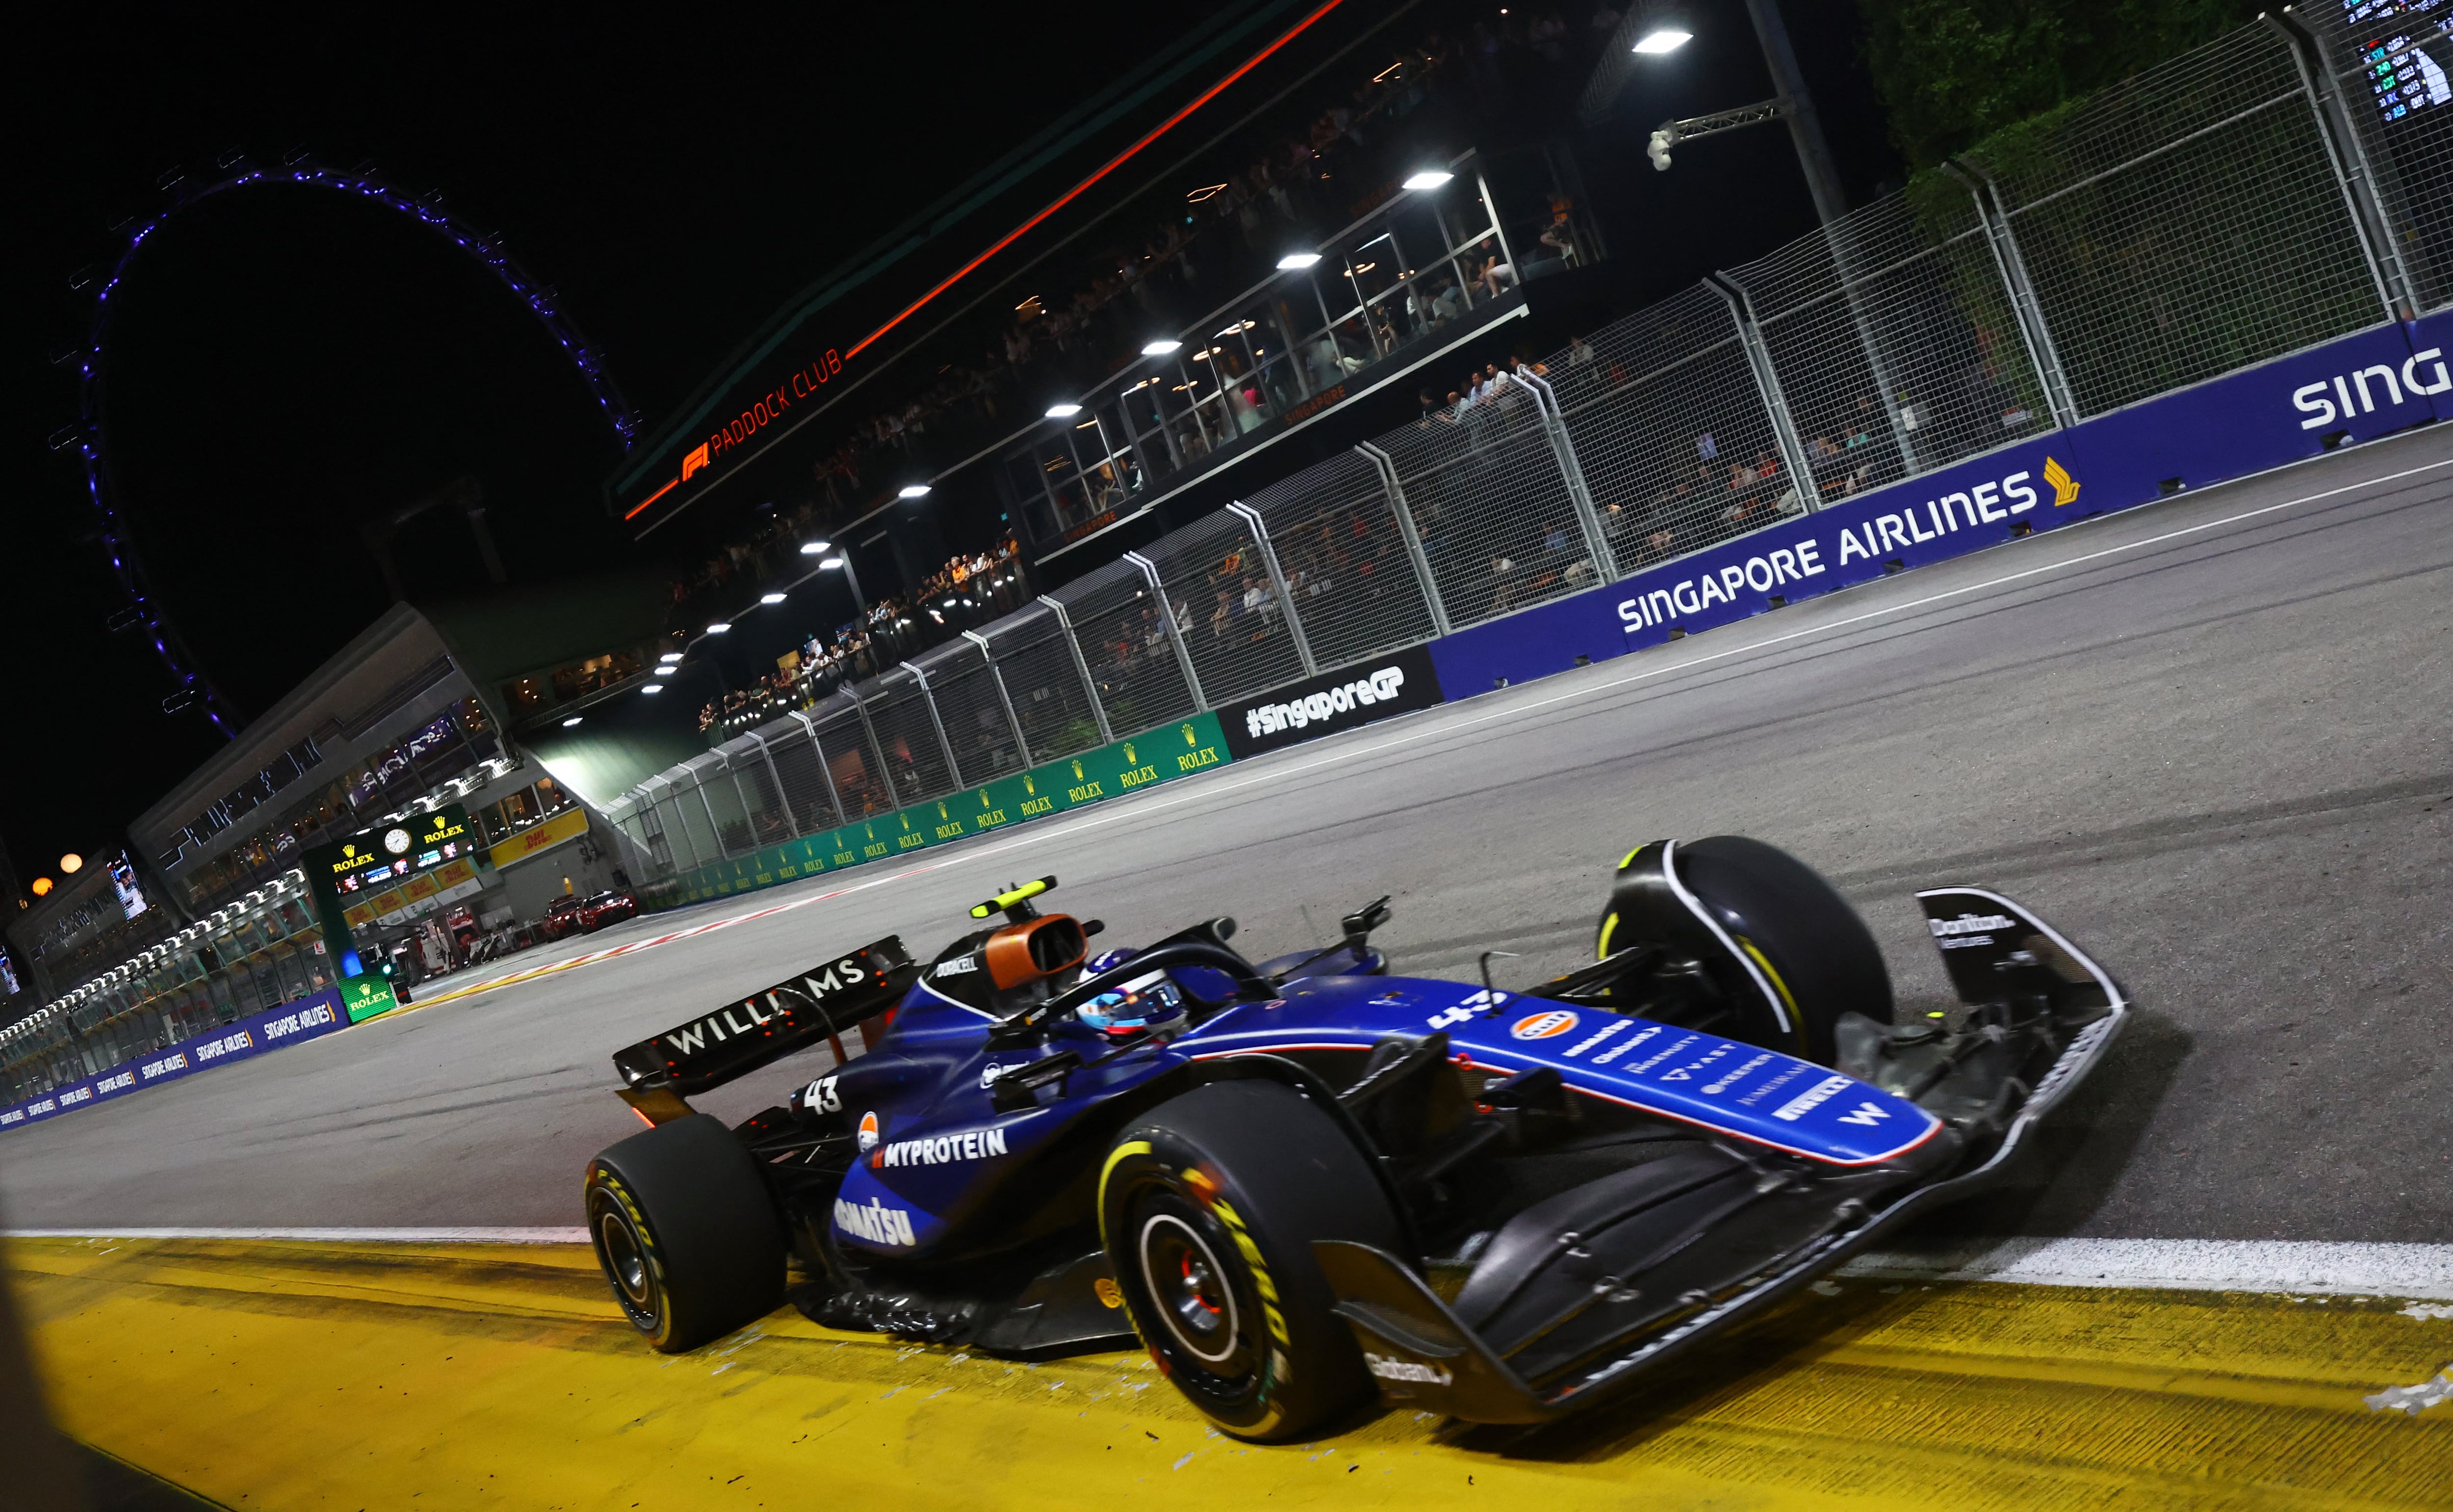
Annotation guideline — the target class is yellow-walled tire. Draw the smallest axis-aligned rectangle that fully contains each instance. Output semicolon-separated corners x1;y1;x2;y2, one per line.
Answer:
1099;1080;1401;1443
584;1113;784;1352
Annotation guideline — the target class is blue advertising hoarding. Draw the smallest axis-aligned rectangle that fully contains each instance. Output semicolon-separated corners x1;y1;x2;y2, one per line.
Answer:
1430;317;2451;695
0;987;351;1134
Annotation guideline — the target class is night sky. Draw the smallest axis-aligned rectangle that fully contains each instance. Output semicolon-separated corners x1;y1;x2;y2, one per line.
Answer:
0;2;1897;894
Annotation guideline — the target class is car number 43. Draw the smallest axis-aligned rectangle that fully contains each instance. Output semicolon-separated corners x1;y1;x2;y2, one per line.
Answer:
805;1076;842;1113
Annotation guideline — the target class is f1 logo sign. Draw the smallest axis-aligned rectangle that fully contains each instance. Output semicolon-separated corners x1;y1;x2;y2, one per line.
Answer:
681;442;710;480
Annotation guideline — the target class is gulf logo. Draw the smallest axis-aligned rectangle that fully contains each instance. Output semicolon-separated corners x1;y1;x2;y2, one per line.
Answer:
857;1111;880;1152
1511;1010;1580;1041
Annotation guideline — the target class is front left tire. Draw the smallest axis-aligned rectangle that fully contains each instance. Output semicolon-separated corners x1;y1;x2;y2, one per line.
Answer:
1098;1079;1403;1442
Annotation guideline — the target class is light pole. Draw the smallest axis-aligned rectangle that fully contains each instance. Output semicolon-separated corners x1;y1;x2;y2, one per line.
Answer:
1741;0;1845;229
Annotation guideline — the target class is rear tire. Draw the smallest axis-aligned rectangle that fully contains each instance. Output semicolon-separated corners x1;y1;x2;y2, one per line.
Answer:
585;1114;785;1352
1099;1080;1401;1443
1674;835;1892;1064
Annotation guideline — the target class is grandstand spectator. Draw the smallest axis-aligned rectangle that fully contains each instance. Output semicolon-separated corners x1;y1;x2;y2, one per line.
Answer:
1473;240;1516;298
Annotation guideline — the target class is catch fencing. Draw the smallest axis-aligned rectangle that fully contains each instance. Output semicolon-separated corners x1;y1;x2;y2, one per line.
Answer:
605;17;2451;887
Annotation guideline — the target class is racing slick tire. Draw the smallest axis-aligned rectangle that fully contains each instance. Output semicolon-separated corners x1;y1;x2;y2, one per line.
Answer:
585;1113;785;1353
1099;1080;1401;1443
1671;834;1892;1065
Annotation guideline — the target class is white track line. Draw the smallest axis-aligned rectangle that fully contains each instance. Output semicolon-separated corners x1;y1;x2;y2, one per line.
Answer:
11;1229;2451;1299
377;445;2453;1019
1843;1237;2453;1300
5;1226;589;1245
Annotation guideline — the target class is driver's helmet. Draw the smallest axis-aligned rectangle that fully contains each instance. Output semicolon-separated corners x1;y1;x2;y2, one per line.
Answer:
1074;947;1184;1036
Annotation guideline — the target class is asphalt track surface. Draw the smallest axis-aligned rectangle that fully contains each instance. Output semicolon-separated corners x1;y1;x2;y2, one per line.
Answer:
5;423;2449;1250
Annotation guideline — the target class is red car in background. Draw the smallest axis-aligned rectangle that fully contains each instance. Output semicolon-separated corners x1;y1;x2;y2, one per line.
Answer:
539;894;587;941
576;891;637;932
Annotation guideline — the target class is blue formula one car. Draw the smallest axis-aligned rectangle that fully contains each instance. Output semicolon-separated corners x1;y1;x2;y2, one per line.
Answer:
584;837;2126;1440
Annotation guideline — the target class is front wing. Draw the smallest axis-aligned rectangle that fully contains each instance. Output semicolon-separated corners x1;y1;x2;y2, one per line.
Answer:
1313;884;2129;1423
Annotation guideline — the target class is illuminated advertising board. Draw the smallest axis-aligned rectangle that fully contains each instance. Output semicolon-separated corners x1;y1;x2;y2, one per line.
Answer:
306;805;480;898
106;850;149;921
2349;1;2453;124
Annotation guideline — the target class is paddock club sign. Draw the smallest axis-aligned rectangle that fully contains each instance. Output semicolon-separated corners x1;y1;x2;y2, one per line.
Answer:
621;347;847;521
1220;645;1445;760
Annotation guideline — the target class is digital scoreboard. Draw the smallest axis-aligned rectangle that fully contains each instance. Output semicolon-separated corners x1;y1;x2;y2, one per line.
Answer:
308;806;480;897
2348;0;2453;124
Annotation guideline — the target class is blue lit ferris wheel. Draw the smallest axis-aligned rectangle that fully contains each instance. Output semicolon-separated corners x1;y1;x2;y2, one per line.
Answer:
52;150;642;737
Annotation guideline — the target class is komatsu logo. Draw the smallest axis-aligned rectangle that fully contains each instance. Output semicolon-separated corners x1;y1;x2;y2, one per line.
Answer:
834;1196;916;1247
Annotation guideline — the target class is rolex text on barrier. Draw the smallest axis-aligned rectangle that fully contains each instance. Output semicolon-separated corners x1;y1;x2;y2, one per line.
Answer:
652;715;1234;908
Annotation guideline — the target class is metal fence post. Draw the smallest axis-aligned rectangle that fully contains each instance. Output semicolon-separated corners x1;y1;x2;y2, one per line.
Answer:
964;629;1034;767
1226;501;1319;676
1475;165;1521;293
692;769;731;860
1704;275;1824;512
1513;369;1621;580
1941;159;2082;429
726;754;768;850
899;661;966;789
745;729;800;839
2263;10;2417;321
1124;550;1207;710
1039;595;1115;745
848;685;896;810
1354;442;1453;635
643;781;682;864
789;710;846;828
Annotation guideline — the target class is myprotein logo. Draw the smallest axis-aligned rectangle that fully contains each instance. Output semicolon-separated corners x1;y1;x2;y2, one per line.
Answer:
1221;646;1444;760
871;1125;1010;1169
2292;348;2450;429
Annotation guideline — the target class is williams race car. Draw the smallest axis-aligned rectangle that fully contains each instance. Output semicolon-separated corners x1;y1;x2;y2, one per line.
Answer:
583;837;2125;1440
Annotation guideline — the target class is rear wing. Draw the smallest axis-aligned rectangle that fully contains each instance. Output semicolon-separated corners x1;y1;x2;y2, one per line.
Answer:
612;936;918;1101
